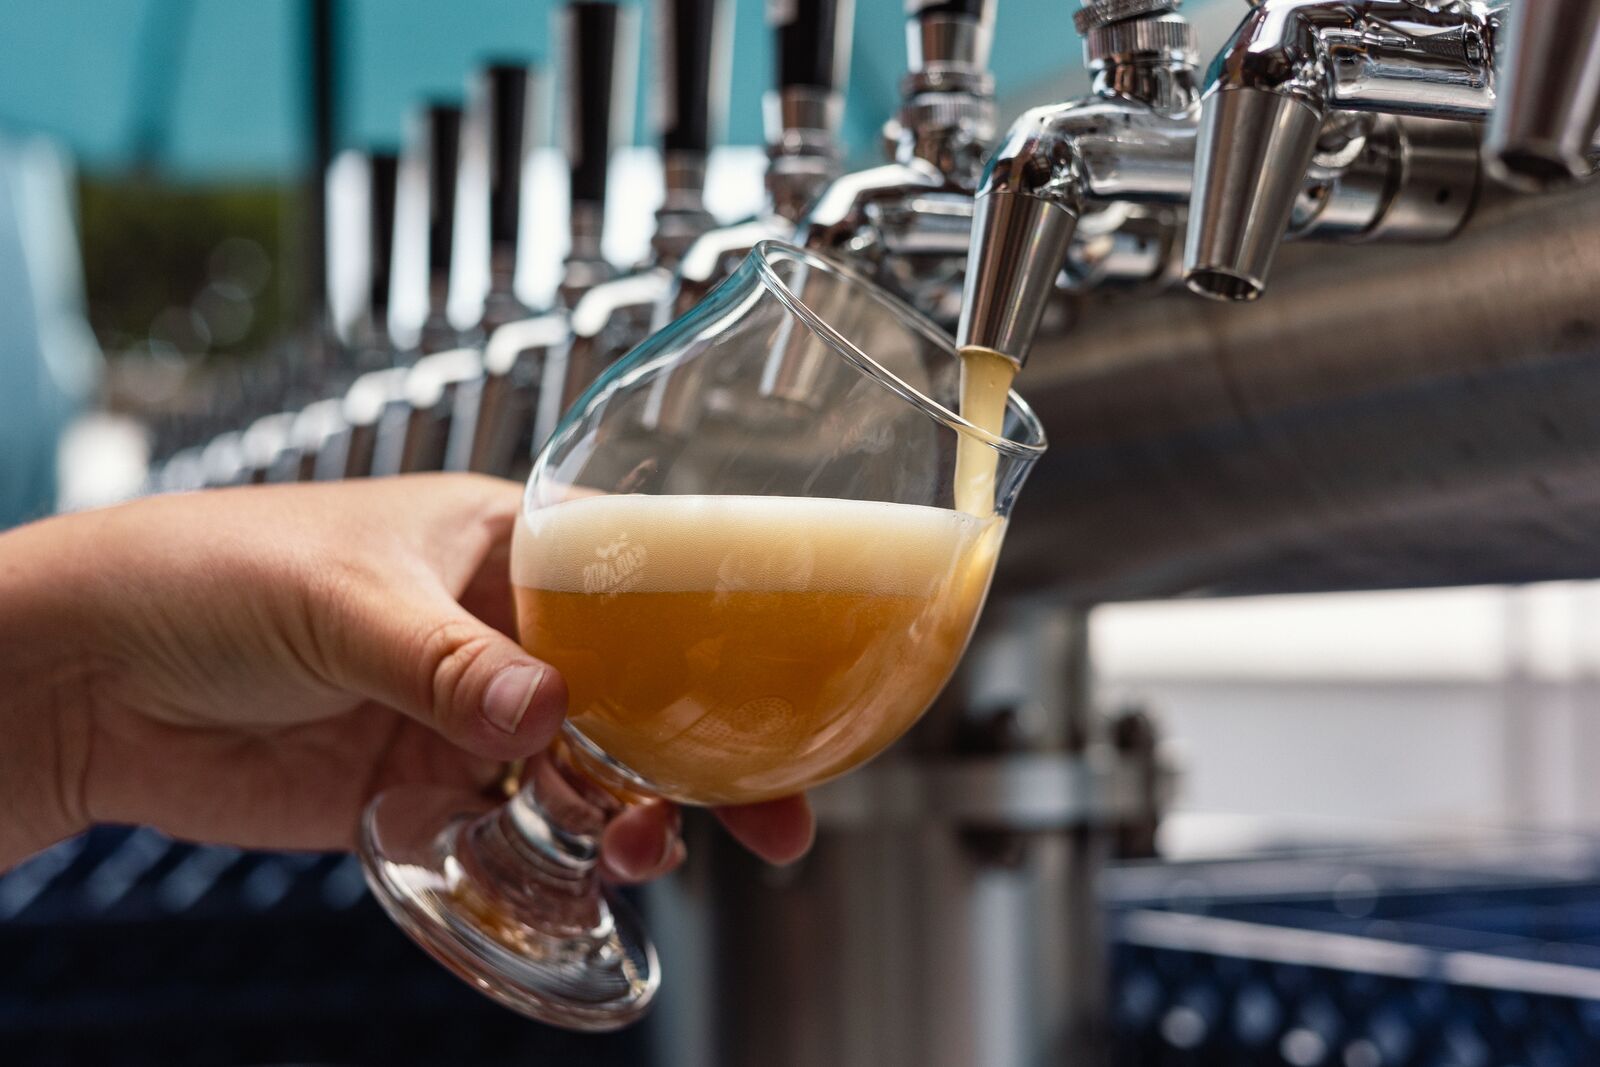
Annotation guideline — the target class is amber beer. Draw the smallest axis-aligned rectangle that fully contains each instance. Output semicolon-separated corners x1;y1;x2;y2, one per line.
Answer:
512;494;1002;805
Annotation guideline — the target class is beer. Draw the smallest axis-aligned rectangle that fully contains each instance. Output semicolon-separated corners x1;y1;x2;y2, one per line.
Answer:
513;494;1001;805
955;344;1018;516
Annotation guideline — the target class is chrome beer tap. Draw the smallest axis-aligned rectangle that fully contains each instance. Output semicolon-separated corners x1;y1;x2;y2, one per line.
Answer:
450;0;633;480
956;0;1483;366
368;100;481;476
1181;0;1515;301
639;0;853;437
390;62;545;477
531;0;732;449
754;0;996;408
657;0;853;326
956;0;1204;366
788;0;997;327
278;149;400;482
336;104;464;479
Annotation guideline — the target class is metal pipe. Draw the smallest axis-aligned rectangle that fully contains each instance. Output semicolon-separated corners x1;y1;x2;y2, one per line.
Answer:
1003;182;1600;601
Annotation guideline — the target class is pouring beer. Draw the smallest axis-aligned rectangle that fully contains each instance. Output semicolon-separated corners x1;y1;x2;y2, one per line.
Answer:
359;241;1045;1030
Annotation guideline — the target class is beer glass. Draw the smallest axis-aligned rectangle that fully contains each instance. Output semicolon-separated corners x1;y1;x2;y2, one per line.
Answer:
359;241;1046;1029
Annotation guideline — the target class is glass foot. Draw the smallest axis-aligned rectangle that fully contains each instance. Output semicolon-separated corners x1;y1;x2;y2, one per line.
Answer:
359;785;659;1031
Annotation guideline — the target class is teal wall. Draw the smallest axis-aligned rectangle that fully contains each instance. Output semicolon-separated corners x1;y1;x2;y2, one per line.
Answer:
0;0;1121;178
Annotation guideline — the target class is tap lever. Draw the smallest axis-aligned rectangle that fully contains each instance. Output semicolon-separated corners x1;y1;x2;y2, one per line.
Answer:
394;103;464;352
773;0;853;98
422;105;463;303
560;0;636;278
479;65;535;256
657;0;731;156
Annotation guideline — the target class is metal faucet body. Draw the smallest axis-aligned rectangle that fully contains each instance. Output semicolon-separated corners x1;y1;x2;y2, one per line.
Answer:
1183;0;1537;300
660;85;846;328
960;2;1487;361
957;10;1204;365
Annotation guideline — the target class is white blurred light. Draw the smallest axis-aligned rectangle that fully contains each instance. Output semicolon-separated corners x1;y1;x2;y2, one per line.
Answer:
56;412;150;511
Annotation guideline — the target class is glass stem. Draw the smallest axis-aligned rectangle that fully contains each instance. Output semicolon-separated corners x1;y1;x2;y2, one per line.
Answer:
456;733;632;935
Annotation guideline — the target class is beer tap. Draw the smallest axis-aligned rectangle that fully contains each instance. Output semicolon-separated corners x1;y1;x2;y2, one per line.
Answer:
659;0;852;326
955;0;1482;368
638;0;852;438
368;102;477;475
386;62;545;477
1484;0;1600;190
1181;0;1512;302
754;0;994;409
275;149;400;482
955;0;1204;367
449;0;635;479
532;0;731;447
326;140;419;479
787;0;996;327
473;63;541;337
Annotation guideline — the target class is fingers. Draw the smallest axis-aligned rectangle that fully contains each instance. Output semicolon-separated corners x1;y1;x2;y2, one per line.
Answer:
599;801;685;884
713;794;815;866
598;795;815;885
340;588;568;762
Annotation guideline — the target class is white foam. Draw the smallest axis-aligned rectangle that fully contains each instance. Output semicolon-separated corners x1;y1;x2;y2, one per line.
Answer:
512;494;996;596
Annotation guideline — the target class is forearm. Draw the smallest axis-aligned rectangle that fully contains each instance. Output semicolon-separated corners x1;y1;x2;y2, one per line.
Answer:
0;511;101;869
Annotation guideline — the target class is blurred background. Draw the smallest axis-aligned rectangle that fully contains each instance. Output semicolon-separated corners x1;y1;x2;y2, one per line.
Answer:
8;1;1600;1065
5;0;1593;863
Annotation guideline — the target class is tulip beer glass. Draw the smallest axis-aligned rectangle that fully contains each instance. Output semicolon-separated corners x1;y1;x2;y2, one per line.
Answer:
359;242;1046;1029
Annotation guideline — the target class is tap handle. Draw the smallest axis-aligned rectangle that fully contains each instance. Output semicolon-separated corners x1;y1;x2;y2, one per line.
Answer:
367;151;400;320
561;1;636;210
907;0;989;19
479;64;535;250
423;105;464;280
905;0;994;72
656;0;731;154
421;103;464;281
772;0;853;94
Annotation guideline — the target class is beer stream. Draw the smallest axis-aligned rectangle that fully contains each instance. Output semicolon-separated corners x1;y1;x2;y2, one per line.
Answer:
954;345;1018;517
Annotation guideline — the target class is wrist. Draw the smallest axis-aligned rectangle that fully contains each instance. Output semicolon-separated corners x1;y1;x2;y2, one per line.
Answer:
0;512;102;868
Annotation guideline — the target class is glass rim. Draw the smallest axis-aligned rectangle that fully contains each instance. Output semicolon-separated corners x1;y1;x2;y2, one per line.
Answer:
747;240;1048;459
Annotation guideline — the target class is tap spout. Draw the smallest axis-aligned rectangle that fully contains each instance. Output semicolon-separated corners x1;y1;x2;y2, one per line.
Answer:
1485;0;1600;190
955;140;1083;366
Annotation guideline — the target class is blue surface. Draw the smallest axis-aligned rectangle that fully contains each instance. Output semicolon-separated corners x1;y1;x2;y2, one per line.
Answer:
1109;854;1600;1065
0;0;1128;177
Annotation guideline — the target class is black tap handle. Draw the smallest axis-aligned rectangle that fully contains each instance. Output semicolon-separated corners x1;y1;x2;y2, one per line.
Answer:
481;64;534;250
905;0;988;18
562;2;635;208
770;0;853;92
656;0;730;153
423;103;463;278
367;151;400;317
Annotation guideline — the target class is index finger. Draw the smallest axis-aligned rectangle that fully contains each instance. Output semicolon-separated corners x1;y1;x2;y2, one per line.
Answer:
712;795;815;866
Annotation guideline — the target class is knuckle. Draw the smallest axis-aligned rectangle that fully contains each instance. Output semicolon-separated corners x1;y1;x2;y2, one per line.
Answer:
418;617;498;729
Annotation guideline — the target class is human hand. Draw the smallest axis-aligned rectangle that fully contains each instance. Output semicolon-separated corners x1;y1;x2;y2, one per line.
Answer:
0;475;813;874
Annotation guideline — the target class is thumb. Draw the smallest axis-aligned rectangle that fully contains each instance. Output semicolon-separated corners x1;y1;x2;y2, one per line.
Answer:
337;586;568;761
